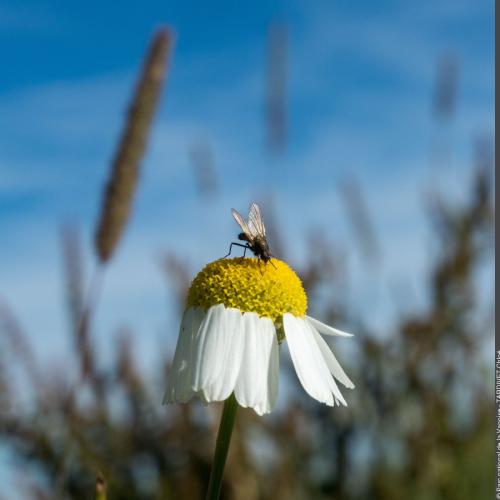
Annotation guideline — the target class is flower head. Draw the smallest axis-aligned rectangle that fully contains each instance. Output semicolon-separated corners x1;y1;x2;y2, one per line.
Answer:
165;257;354;415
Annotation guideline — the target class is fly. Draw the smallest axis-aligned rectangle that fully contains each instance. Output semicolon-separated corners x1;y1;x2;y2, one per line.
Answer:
223;203;274;264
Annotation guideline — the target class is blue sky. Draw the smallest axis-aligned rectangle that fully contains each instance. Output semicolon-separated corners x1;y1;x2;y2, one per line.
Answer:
0;0;494;378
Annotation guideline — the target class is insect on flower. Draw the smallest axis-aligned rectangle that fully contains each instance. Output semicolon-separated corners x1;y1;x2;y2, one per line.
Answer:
225;203;273;263
165;207;356;500
164;257;355;415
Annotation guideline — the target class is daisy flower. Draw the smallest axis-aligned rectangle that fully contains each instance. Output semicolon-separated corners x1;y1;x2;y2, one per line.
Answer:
164;256;354;415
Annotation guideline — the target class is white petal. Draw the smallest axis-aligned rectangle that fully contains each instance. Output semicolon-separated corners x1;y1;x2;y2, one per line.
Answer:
284;314;335;406
164;307;204;403
303;319;348;406
253;317;279;415
311;327;355;389
306;316;353;338
163;309;192;404
192;304;227;391
203;308;245;402
235;313;262;409
264;322;280;414
235;314;278;415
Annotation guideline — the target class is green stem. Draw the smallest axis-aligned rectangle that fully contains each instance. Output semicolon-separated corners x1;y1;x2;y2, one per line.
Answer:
205;394;239;500
95;473;107;500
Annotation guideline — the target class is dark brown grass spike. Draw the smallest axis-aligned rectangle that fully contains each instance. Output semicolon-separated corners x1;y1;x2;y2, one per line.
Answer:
95;29;173;262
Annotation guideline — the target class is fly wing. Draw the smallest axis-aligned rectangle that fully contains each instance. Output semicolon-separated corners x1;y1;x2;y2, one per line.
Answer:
248;203;266;237
231;208;254;241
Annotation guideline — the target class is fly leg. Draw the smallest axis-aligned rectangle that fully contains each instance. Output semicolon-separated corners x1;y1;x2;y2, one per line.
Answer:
221;242;251;259
258;258;267;276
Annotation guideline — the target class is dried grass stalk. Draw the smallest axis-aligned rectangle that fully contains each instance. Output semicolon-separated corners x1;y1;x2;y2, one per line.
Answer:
266;23;288;153
0;302;41;387
95;29;172;262
61;223;84;337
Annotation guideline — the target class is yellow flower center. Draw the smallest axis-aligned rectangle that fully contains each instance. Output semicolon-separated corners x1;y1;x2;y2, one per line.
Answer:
187;258;307;328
